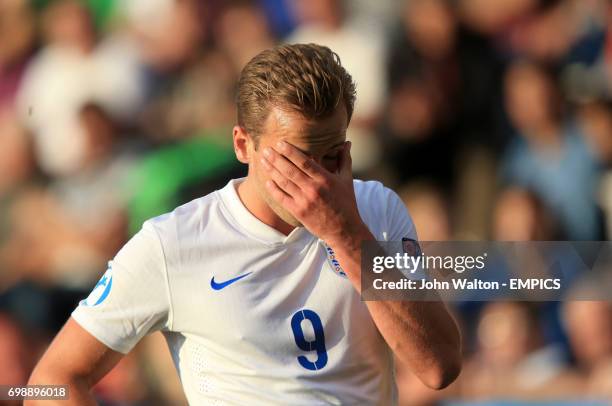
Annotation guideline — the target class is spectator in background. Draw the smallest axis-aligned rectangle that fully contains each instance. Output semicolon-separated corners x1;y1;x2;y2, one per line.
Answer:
493;187;563;241
139;49;236;141
138;0;272;140
563;301;612;377
383;0;459;188
0;109;38;289
490;187;574;356
578;100;612;168
44;103;133;283
17;0;144;177
0;108;35;201
1;103;133;287
501;60;601;240
458;302;583;399
457;0;536;37
131;0;239;141
214;0;275;74
448;188;578;400
0;0;35;109
382;0;506;232
122;0;204;74
562;300;612;400
556;1;612;101
506;0;580;64
579;101;612;239
398;182;452;241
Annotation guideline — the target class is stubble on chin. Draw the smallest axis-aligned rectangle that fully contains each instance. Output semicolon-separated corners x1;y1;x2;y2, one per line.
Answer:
256;177;303;228
252;148;305;228
267;193;303;227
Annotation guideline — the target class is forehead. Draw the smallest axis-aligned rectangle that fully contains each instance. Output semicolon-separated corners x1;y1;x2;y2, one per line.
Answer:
261;105;347;153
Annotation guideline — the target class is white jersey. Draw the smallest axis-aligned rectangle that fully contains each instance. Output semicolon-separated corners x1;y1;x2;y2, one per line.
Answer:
72;178;417;405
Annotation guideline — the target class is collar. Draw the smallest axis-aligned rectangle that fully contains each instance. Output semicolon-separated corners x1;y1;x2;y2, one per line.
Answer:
217;178;311;245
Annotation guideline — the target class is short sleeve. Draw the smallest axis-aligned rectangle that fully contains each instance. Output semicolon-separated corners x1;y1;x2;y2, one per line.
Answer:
382;187;424;279
71;221;171;354
383;186;418;242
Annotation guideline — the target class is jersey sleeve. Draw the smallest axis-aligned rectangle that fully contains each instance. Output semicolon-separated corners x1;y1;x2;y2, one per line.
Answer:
71;221;172;354
381;186;424;279
382;186;418;242
355;180;418;242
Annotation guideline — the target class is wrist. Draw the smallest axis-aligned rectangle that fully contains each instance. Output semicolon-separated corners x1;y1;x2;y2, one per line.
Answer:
324;221;373;253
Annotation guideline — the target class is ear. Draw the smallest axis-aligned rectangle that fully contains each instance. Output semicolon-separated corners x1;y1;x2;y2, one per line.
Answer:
233;125;253;164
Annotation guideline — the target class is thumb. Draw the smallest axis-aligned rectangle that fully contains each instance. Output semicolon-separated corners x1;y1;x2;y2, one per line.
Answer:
338;140;353;178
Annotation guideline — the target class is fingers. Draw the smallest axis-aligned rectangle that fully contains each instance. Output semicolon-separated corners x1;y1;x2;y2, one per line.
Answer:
338;141;352;178
262;145;314;189
273;141;326;181
265;179;297;211
260;154;302;197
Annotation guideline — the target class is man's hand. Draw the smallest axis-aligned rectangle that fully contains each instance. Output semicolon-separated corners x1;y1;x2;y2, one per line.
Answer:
260;140;369;245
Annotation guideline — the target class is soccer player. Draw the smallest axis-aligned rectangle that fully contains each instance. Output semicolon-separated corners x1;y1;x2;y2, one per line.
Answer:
27;44;461;405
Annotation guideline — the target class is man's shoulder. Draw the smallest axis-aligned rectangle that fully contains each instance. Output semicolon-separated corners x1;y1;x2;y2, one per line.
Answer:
353;179;392;202
353;178;394;219
353;178;415;240
143;188;223;235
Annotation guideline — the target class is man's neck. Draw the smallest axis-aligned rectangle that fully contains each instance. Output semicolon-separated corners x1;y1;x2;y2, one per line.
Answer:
236;177;296;236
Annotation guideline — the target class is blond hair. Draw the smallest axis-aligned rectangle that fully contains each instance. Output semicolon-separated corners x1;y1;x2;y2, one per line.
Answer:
236;43;356;145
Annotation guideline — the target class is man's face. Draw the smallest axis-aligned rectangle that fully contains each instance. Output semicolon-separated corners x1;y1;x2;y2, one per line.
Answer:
249;105;348;227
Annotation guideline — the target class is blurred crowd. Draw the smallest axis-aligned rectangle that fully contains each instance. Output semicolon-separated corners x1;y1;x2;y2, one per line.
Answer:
0;0;611;404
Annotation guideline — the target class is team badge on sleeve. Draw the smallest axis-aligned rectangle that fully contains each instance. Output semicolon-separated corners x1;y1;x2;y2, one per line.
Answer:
81;263;114;306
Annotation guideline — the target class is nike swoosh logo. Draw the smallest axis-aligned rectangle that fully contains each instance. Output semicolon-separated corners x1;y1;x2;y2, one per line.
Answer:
210;272;252;290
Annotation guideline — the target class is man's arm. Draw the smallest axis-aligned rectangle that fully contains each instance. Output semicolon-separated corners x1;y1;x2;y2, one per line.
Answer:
327;229;462;389
25;222;171;404
261;140;462;389
26;317;123;405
